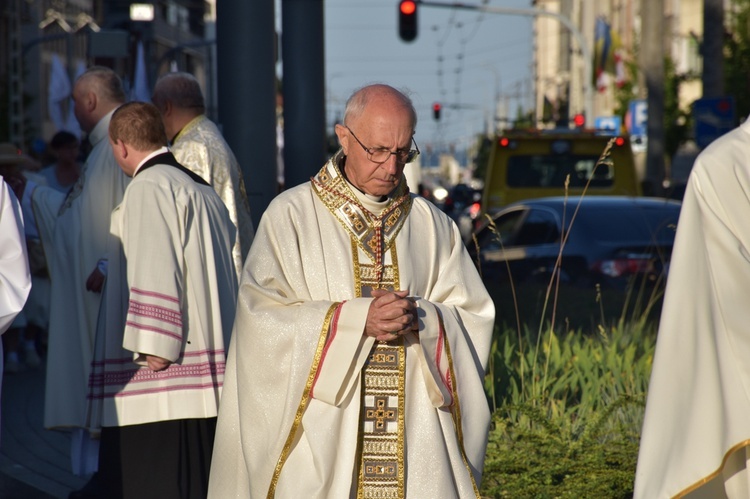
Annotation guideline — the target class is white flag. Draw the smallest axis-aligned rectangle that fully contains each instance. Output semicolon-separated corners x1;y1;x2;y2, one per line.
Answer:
64;61;85;139
130;41;151;102
48;54;71;131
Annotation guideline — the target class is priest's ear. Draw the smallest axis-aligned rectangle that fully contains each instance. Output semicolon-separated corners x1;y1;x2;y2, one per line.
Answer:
334;124;349;155
158;99;173;117
109;138;129;168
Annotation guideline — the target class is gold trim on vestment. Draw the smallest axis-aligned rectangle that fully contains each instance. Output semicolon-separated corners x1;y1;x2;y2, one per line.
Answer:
355;235;405;498
673;439;750;498
311;150;411;288
172;114;205;145
310;154;410;497
267;302;340;499
440;309;482;498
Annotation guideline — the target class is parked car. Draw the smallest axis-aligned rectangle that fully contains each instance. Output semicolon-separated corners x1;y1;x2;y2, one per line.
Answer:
467;196;681;290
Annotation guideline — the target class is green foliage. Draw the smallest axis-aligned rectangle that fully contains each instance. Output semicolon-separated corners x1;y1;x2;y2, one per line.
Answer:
481;324;655;498
664;58;693;160
612;53;693;162
477;142;661;496
725;0;750;121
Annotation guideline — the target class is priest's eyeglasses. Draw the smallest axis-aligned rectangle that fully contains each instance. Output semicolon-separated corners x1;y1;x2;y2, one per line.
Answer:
346;127;420;164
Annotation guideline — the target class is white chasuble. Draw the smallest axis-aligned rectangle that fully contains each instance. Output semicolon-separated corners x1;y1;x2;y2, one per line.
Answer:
208;151;495;499
635;119;750;498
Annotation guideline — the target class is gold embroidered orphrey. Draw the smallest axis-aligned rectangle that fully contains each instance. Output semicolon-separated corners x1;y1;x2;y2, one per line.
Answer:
312;152;411;498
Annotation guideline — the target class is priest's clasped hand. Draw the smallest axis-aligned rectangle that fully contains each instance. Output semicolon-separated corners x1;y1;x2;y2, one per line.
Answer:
365;288;419;342
146;354;172;372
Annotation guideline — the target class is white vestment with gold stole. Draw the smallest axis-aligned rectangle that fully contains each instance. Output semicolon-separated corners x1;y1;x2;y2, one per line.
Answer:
209;152;495;499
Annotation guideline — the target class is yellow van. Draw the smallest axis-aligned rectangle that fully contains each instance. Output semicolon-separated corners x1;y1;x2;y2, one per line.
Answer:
482;129;641;213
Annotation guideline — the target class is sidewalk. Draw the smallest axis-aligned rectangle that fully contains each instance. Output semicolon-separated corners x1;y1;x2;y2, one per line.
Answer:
0;363;87;499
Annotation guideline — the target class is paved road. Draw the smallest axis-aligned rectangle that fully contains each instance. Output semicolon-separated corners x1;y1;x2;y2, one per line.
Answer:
0;363;87;499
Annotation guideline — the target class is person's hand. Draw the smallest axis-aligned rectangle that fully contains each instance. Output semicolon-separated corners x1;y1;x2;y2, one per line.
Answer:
85;268;105;293
365;289;418;342
145;355;171;372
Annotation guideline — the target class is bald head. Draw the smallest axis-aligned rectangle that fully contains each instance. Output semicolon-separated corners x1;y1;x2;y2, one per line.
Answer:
151;72;206;139
72;66;125;133
343;84;418;132
334;83;418;197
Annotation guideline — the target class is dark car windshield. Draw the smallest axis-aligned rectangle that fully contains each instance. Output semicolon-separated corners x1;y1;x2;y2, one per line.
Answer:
506;155;613;188
571;205;678;243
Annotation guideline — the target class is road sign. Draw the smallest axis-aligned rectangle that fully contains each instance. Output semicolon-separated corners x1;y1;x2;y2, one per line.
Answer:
627;99;647;137
594;116;622;133
694;96;735;149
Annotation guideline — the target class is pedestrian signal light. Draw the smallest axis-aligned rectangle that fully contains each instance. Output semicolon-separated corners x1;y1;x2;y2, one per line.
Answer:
573;113;586;128
399;0;418;42
432;102;441;121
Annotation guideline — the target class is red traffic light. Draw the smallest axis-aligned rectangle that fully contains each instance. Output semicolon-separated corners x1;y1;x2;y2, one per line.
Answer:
398;0;418;42
400;0;416;14
573;113;586;128
432;102;441;120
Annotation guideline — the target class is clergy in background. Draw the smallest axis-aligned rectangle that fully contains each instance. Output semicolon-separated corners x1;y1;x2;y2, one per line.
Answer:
209;83;495;499
85;101;237;498
0;176;31;439
151;71;253;278
28;66;129;477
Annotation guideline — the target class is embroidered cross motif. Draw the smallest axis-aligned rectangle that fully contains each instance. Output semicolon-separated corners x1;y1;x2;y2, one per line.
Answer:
364;462;397;478
364;396;398;433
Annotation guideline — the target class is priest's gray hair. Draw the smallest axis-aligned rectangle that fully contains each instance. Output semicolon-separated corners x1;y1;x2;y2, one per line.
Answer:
152;72;206;113
76;66;126;104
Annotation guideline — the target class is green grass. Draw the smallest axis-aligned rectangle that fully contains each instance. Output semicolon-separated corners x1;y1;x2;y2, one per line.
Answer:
477;140;659;497
480;323;654;498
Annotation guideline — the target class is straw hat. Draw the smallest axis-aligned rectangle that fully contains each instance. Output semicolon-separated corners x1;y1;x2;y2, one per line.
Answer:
0;142;34;166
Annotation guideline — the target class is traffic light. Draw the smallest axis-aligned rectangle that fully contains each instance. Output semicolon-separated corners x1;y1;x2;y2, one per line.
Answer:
573;113;586;128
432;102;441;121
399;0;418;42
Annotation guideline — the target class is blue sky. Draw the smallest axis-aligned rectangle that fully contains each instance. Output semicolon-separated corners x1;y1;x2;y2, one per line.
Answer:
278;0;534;161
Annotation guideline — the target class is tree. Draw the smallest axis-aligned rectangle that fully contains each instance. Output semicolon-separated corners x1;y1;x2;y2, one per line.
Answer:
725;0;750;121
639;0;666;195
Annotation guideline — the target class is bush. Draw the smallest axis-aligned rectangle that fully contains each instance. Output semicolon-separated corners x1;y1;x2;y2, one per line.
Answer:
481;323;656;498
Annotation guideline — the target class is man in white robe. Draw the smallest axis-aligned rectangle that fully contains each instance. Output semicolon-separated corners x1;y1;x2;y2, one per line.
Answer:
27;66;129;476
0;177;30;334
83;101;237;499
634;118;750;498
209;84;495;499
151;71;253;278
0;176;31;438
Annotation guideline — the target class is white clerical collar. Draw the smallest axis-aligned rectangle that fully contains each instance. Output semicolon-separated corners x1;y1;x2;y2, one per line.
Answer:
346;179;390;215
133;146;170;175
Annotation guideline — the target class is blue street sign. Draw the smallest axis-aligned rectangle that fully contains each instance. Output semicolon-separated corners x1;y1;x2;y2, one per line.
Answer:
594;116;622;133
628;99;647;137
694;97;736;149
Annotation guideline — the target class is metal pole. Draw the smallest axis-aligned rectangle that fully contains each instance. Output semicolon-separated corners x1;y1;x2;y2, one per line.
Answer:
217;0;277;226
282;0;327;189
417;0;594;124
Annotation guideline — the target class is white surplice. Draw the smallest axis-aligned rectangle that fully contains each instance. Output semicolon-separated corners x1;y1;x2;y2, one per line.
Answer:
209;153;495;499
635;118;750;498
86;155;238;429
